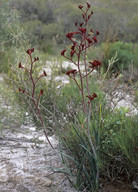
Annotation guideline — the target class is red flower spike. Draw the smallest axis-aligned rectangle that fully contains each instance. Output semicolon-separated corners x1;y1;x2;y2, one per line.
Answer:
40;89;43;95
89;60;101;68
86;38;93;44
31;48;34;53
66;32;74;39
92;92;97;98
81;44;85;49
19;88;25;93
19;62;23;68
86;92;97;103
66;32;80;39
86;2;91;9
26;48;34;55
82;14;85;19
34;57;39;62
70;50;76;58
71;44;76;50
79;28;86;33
66;69;77;76
96;31;99;35
75;22;78;26
90;29;93;33
86;95;93;100
92;37;97;43
43;70;47;76
78;5;83;9
88;15;91;20
61;49;66;56
80;23;83;27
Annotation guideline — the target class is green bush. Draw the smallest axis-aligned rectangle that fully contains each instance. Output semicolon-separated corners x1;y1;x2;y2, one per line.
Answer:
0;0;28;73
0;79;25;132
101;41;135;74
100;109;138;181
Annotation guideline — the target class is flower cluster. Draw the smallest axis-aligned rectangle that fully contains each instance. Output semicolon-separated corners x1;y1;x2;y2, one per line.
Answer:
61;10;100;59
19;87;25;94
86;92;97;103
66;69;77;76
89;60;102;69
18;48;46;101
61;2;101;105
26;48;34;55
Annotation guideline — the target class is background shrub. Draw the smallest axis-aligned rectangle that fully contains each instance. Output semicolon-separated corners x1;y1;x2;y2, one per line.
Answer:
101;41;135;74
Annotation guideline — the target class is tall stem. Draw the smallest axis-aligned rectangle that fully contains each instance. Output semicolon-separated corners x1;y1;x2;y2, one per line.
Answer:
78;52;86;114
84;30;90;95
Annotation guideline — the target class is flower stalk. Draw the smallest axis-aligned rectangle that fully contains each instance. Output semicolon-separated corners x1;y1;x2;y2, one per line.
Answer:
18;49;54;149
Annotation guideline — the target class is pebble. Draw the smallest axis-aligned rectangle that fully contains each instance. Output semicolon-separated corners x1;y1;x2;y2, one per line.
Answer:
0;169;9;183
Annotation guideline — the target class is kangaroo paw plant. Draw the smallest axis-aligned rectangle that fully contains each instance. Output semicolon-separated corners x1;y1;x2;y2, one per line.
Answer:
18;48;54;149
61;2;102;191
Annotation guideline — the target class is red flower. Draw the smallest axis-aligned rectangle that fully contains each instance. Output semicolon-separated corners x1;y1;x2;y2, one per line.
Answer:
86;2;91;9
79;23;83;27
61;49;66;56
66;32;80;39
71;43;76;50
91;10;93;15
43;70;47;76
19;87;25;93
78;5;83;9
86;38;93;44
88;15;91;20
66;32;74;39
90;29;93;33
34;57;39;61
96;31;99;35
70;50;76;58
92;37;97;43
66;69;77;76
81;44;84;49
40;89;43;95
86;92;97;103
89;60;101;68
19;62;23;68
79;28;86;33
26;48;34;55
92;92;97;98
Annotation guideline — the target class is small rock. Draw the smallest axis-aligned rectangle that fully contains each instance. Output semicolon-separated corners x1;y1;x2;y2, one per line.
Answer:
15;184;30;192
132;181;138;190
34;176;52;187
0;169;9;182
